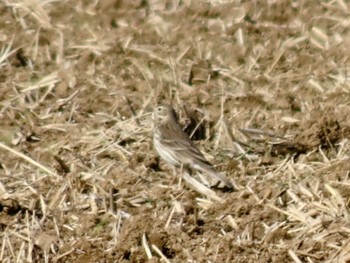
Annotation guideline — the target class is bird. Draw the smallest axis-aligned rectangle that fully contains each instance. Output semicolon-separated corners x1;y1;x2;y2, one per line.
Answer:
152;104;234;189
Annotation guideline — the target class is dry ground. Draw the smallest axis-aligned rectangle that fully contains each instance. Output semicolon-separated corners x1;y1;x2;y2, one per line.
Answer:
1;0;350;262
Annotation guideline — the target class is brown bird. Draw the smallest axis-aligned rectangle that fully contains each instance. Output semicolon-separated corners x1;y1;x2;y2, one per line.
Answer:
152;104;233;189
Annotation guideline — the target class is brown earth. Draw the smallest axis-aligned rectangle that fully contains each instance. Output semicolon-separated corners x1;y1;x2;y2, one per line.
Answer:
1;0;350;262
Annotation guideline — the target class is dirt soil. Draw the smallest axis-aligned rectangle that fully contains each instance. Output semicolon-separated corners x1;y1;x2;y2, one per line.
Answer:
1;0;350;262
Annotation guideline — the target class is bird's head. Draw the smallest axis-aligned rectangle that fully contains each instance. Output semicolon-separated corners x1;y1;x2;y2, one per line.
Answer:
152;104;178;124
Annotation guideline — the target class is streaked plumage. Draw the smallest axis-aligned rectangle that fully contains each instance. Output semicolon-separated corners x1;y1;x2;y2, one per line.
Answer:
152;104;233;189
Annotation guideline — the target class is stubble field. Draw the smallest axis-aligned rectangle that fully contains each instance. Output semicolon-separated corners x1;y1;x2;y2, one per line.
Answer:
1;0;350;262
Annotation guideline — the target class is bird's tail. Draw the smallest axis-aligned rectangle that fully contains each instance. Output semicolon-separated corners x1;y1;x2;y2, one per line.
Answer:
194;163;234;189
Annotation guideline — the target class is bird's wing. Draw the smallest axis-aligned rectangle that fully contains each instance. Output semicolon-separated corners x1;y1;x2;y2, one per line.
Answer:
158;122;210;166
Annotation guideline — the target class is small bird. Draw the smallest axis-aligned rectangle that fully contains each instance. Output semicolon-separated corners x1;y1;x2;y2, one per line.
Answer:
152;104;233;189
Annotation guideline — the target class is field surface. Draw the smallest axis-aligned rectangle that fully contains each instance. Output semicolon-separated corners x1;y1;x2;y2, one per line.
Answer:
1;0;350;262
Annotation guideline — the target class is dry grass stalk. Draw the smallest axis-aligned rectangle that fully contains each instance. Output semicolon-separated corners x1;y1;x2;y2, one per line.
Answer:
182;172;223;203
0;142;57;177
151;244;171;263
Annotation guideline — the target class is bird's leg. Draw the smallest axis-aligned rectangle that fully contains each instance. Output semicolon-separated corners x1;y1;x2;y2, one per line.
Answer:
177;165;183;189
169;166;178;187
